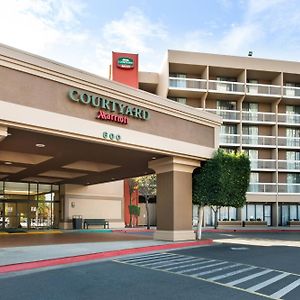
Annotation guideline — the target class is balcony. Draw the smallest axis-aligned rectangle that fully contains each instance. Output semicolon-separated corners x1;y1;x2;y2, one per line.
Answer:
250;159;276;171
283;86;300;98
278;137;300;148
278;183;300;193
219;134;239;145
208;80;244;94
278;160;300;171
242;135;276;147
169;77;207;90
278;113;300;125
205;109;240;122
248;183;276;193
246;83;281;96
242;111;276;123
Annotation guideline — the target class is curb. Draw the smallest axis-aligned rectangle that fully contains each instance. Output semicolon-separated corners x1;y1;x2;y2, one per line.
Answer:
0;239;213;274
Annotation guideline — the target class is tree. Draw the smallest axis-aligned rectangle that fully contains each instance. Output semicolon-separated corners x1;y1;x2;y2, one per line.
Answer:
193;149;251;239
136;175;157;230
127;178;138;227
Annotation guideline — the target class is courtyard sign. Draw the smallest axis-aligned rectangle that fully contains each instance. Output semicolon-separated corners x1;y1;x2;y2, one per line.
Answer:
117;57;134;69
68;89;150;125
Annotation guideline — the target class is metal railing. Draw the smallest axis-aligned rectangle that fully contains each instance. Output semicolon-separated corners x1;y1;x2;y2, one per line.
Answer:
219;134;239;145
208;80;244;93
278;113;300;124
250;159;276;170
242;111;276;123
278;136;300;148
242;135;276;147
278;160;300;170
248;183;276;193
283;86;300;98
246;83;281;96
278;183;300;193
205;109;240;121
169;77;207;90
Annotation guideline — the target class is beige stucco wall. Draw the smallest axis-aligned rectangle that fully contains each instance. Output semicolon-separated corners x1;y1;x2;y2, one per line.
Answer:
62;181;124;229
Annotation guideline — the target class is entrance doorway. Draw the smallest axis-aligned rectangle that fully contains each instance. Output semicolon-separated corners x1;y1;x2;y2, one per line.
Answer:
0;182;60;230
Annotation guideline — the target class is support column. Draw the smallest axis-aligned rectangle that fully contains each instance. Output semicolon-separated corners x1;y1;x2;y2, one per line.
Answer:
149;157;200;241
0;126;8;142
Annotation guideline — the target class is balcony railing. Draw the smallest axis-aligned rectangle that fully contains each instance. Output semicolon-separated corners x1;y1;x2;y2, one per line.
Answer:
169;77;207;90
242;135;276;147
248;183;276;193
278;183;300;193
242;111;276;123
219;134;239;145
278;137;300;148
205;109;240;121
283;86;300;98
246;83;281;96
278;113;300;124
208;80;244;93
250;159;276;170
278;160;300;170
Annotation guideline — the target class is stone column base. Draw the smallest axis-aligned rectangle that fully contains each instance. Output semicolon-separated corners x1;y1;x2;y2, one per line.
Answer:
154;230;195;241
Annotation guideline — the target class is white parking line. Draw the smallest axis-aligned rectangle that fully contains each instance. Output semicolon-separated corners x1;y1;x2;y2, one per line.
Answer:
208;266;257;281
192;263;241;277
176;261;228;274
226;269;273;286
138;256;195;267
163;259;216;271
120;253;176;263
270;278;300;299
247;272;289;292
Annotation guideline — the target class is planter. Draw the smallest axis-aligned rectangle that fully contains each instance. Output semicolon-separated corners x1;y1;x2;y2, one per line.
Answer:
287;221;300;226
217;220;242;227
243;221;267;226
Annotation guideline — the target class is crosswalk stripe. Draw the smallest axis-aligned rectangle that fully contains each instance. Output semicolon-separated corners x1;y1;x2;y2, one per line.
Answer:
138;256;195;267
208;266;257;281
270;278;300;299
118;253;170;261
149;257;199;268
247;272;290;292
133;255;183;265
192;263;241;277
120;253;175;263
226;269;273;286
163;259;216;271
176;261;228;274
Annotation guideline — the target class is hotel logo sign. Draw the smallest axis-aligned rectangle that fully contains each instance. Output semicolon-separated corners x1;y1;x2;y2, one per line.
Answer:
117;57;134;69
68;89;150;125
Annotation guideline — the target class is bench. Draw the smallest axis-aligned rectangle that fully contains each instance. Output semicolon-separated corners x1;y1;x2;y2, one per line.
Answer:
287;220;300;226
83;219;109;229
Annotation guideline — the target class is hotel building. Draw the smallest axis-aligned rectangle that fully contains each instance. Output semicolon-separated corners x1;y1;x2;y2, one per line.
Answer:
139;50;300;227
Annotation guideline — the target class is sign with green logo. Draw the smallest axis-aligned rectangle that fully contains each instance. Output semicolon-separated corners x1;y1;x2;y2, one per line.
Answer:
117;57;134;69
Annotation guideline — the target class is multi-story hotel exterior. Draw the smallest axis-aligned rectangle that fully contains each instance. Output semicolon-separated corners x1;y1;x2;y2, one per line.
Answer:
139;50;300;227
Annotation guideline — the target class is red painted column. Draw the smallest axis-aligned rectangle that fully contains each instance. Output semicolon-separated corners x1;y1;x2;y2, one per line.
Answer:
111;52;140;226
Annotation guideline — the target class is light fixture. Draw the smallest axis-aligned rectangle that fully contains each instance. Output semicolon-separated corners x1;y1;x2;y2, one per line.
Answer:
151;156;156;160
248;51;253;57
35;143;46;148
4;161;12;165
71;201;75;208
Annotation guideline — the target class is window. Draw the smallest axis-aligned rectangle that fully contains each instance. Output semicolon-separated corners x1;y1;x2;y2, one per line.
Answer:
216;77;237;92
286;128;300;147
243;126;259;145
216;100;237;110
244;149;258;169
287;174;300;193
221;125;237;134
168;97;187;104
286;151;300;170
243;102;259;121
169;73;186;88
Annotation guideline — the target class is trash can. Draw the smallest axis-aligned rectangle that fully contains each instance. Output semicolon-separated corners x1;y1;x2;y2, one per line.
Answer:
72;215;82;229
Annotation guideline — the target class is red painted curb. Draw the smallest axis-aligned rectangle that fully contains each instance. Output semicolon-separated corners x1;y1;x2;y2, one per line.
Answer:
0;239;213;274
202;229;300;233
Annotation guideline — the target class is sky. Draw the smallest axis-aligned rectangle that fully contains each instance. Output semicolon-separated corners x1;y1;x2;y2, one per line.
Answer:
1;0;300;78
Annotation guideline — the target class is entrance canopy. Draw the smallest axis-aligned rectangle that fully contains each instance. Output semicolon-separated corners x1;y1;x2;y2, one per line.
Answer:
0;43;221;185
0;44;222;240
